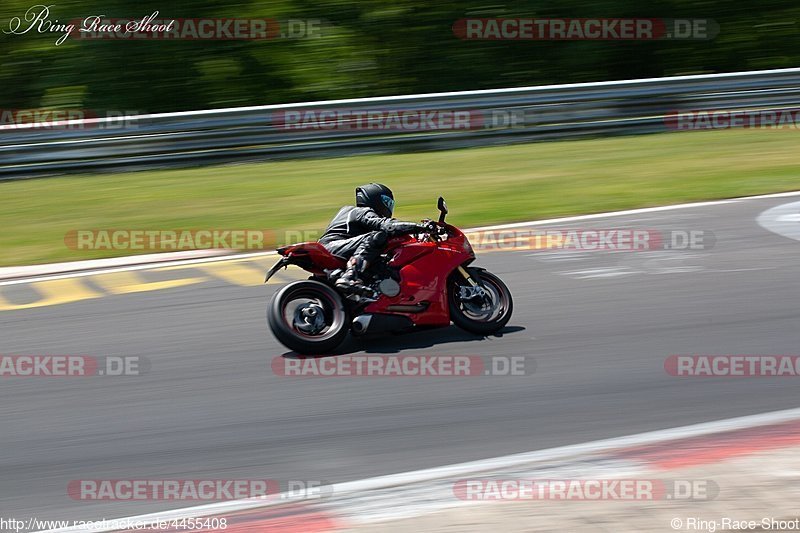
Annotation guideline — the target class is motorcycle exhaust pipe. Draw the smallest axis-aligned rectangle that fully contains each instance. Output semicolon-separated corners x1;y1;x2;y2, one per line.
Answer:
352;314;413;336
352;315;372;335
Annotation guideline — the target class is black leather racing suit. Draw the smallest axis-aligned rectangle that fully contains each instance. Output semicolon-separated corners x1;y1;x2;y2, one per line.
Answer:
319;206;422;271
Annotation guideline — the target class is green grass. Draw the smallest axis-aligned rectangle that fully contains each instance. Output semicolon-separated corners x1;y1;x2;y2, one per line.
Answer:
3;128;800;266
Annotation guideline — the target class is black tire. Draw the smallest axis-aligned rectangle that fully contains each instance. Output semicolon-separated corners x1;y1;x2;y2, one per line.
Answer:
448;267;513;335
268;280;349;354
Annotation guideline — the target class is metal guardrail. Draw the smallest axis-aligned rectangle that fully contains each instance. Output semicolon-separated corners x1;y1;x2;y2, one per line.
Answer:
2;67;800;179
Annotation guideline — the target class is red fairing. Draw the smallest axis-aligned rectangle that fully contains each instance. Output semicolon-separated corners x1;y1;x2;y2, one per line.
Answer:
279;224;475;327
365;225;474;326
279;242;346;274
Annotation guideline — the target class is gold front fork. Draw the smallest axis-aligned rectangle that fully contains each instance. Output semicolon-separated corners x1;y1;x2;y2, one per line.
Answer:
458;266;479;287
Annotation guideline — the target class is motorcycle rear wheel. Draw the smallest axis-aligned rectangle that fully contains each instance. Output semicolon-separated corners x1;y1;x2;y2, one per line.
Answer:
268;280;349;354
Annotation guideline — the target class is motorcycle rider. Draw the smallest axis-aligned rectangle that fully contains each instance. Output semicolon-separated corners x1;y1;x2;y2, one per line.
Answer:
319;183;425;293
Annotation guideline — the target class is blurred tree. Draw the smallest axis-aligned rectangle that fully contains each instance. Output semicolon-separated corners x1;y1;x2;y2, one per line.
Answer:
0;0;798;113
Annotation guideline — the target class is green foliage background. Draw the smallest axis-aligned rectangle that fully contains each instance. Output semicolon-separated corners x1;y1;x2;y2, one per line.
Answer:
2;0;799;114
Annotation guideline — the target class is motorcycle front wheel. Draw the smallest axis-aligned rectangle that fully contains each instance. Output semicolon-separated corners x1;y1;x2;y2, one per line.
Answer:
448;267;513;335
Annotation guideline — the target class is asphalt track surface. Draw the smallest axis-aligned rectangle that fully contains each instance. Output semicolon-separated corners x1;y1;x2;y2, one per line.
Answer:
2;194;800;527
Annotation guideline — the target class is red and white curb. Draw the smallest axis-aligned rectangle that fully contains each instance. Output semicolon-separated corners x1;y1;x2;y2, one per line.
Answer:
38;406;800;532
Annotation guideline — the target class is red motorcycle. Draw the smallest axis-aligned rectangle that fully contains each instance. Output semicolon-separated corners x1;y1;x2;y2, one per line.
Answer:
265;197;513;354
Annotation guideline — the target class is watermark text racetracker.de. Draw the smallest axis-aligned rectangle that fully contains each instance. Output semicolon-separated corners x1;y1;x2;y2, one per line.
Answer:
272;108;526;131
465;228;714;252
454;478;719;501
453;18;718;40
666;109;800;130
0;517;227;532
272;355;533;377
0;109;139;131
65;229;274;251
665;355;800;377
68;479;331;501
0;355;148;377
72;16;323;41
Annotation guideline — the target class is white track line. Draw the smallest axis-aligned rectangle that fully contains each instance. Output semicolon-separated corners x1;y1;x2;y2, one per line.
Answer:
6;188;800;287
466;199;736;231
467;190;800;231
0;251;276;286
39;405;800;532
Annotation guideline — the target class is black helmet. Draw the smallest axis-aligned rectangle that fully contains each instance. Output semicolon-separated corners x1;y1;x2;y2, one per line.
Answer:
355;183;395;218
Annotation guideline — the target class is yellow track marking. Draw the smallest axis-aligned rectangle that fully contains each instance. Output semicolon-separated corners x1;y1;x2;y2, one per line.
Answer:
92;271;207;295
197;261;306;285
196;261;269;286
0;278;101;311
0;258;310;312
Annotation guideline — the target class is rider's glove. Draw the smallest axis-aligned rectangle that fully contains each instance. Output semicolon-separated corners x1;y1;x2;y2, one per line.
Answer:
385;221;426;235
421;219;438;232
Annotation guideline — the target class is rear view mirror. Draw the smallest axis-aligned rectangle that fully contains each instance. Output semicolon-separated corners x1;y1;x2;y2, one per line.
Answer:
437;196;448;223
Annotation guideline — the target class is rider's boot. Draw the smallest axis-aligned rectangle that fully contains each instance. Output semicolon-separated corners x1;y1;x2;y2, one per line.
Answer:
335;256;368;293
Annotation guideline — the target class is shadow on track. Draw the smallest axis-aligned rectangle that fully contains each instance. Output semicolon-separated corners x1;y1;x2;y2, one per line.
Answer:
280;325;526;358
